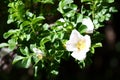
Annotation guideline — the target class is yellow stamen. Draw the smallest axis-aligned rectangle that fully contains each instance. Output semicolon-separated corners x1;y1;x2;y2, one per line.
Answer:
76;39;86;50
37;54;43;60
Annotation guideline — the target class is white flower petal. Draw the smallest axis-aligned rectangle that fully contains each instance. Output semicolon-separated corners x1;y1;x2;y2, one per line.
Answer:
69;29;83;43
71;51;86;61
66;29;82;51
33;48;43;54
66;41;77;51
82;17;94;33
84;35;91;52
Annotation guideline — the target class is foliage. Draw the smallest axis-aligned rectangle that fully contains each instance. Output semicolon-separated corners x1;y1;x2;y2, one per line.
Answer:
0;0;117;79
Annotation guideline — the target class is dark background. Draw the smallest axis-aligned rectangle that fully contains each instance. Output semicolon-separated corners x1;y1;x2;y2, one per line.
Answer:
0;0;120;80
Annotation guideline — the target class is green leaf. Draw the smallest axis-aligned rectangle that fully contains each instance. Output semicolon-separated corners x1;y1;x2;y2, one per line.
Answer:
77;24;87;33
109;7;118;12
57;0;73;14
26;34;31;41
57;1;64;14
34;66;38;77
106;0;114;3
21;57;31;68
90;47;95;54
34;0;54;4
64;10;75;17
32;55;40;64
30;44;36;52
91;43;102;54
13;55;24;64
20;47;29;56
21;21;30;27
40;36;51;49
32;16;45;25
14;56;32;68
20;33;26;40
64;0;73;4
51;70;59;75
76;13;83;23
93;43;102;48
43;23;49;30
81;0;91;2
50;33;58;42
57;32;64;39
8;39;16;51
26;11;34;18
7;15;14;24
3;29;19;39
8;2;14;7
0;43;8;48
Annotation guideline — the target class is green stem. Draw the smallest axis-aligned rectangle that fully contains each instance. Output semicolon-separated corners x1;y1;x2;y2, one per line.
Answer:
91;1;96;19
30;24;35;33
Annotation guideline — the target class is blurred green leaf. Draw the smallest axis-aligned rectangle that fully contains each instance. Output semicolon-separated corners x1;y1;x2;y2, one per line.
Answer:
34;0;54;4
93;43;102;48
77;24;87;33
26;34;31;41
57;0;73;14
30;44;36;52
32;16;45;25
91;43;102;54
13;55;24;64
109;7;118;12
34;66;38;77
40;36;51;49
14;56;32;68
51;70;59;75
3;29;19;39
43;23;49;30
32;55;40;64
0;43;8;48
81;0;91;2
21;57;31;68
8;39;16;51
106;0;114;3
20;47;29;56
51;33;58;42
21;21;30;27
76;13;83;23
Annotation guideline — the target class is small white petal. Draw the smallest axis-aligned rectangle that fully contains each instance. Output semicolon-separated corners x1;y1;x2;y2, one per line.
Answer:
82;17;94;33
71;51;86;61
33;48;43;54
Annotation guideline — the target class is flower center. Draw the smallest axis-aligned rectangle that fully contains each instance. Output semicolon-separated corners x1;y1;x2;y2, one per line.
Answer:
37;54;43;60
76;39;86;50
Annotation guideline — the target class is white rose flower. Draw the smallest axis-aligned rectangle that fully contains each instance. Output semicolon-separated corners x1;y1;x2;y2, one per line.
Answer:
66;29;91;61
33;48;43;59
82;17;94;33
